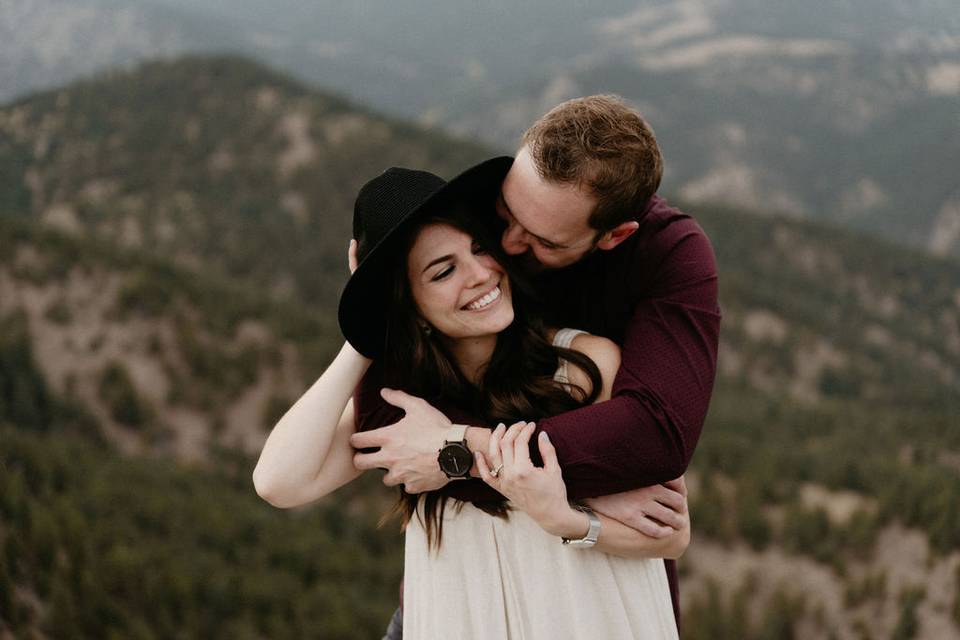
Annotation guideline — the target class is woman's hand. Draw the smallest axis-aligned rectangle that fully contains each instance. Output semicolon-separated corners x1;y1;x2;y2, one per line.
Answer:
477;422;583;537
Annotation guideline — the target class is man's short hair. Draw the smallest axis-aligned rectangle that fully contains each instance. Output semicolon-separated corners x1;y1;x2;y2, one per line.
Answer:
521;94;663;232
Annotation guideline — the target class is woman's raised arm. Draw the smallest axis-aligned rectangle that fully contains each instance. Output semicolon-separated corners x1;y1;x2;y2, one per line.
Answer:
253;238;371;507
253;341;371;508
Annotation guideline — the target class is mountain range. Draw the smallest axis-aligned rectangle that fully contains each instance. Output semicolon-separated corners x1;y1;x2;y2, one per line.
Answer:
1;55;959;639
3;0;959;261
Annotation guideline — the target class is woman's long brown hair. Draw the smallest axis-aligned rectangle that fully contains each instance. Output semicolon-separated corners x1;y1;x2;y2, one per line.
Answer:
378;199;603;550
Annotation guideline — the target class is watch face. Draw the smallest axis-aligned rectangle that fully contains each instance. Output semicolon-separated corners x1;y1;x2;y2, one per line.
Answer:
439;443;472;477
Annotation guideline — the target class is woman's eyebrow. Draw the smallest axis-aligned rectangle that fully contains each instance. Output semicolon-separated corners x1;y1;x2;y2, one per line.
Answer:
422;254;454;273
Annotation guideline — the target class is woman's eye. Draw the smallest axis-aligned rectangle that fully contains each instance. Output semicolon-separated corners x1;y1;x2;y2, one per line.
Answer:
432;266;454;281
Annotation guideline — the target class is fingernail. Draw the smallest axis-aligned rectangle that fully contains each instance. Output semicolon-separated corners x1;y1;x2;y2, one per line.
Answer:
539;432;549;441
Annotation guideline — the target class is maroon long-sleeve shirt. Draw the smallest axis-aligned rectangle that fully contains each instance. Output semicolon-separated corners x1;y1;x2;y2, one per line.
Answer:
354;195;721;628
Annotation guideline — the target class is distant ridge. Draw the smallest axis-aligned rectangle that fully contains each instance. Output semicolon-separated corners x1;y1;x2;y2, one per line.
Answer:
0;55;493;310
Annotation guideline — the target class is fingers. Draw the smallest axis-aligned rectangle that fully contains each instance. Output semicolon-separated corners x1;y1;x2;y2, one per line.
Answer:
498;421;526;472
353;450;390;471
642;501;687;531
475;450;499;488
663;475;688;498
537;431;559;472
349;428;389;449
511;422;536;466
487;423;505;469
348;239;359;274
632;516;676;539
588;495;676;539
379;388;422;413
655;484;688;514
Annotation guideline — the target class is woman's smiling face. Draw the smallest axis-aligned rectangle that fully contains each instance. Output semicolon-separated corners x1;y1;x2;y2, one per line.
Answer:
407;222;514;340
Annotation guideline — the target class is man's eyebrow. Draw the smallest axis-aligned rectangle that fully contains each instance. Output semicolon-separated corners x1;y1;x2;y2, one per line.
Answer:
422;254;454;273
497;195;568;249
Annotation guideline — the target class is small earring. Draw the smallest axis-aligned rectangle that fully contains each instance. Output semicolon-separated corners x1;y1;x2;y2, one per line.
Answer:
419;322;432;336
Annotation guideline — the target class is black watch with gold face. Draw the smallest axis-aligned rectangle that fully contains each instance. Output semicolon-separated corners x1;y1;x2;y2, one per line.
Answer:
437;425;472;479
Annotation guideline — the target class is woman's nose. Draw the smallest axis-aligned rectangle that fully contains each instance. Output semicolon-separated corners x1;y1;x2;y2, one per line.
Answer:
464;254;494;285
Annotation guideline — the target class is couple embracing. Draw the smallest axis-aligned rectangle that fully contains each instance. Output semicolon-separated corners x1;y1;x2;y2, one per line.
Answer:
254;95;720;639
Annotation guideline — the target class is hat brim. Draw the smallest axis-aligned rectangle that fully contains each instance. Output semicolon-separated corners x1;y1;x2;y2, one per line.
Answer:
338;156;514;359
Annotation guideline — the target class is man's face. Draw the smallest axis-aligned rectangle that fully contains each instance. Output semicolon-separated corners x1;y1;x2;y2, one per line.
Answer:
497;147;599;270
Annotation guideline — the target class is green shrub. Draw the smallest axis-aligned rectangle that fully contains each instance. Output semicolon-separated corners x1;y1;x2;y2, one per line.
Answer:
683;579;749;640
757;587;806;640
44;299;73;325
0;313;55;430
736;487;771;550
844;570;886;609
0;548;15;630
116;271;174;317
782;504;832;560
99;362;151;428
953;565;960;627
891;586;925;640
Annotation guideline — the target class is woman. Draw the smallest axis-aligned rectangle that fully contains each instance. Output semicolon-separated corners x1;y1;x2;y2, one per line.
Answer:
253;163;687;639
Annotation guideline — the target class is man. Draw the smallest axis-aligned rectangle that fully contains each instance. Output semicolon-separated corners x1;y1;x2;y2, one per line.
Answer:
351;95;720;635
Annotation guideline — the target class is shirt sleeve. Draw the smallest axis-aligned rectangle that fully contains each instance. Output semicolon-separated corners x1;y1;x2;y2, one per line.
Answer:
353;363;405;432
353;362;506;503
536;223;721;500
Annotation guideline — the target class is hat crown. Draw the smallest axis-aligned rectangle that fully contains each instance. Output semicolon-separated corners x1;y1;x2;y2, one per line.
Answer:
353;168;447;263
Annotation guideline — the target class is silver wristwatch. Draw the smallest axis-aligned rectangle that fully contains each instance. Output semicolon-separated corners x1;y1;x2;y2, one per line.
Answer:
562;504;601;548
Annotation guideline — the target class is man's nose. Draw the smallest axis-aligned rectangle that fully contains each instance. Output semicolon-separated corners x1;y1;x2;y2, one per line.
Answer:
501;223;529;255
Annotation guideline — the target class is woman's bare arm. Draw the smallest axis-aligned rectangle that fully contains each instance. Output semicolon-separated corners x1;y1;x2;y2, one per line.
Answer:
253;341;370;508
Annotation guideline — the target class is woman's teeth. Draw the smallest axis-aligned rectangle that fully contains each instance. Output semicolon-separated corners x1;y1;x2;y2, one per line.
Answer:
465;286;501;311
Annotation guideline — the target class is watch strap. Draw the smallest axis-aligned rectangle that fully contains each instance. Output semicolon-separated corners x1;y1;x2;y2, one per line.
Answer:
562;505;601;548
443;423;468;444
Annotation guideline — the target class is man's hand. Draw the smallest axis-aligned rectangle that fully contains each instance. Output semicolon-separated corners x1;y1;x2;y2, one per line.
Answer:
585;476;689;538
349;388;453;494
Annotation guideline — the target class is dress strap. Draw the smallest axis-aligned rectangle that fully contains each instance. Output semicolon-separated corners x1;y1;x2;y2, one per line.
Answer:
552;328;587;385
552;328;587;350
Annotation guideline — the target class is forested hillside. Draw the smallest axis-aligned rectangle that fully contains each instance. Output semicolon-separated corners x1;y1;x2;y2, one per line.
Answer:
1;56;958;639
0;56;490;307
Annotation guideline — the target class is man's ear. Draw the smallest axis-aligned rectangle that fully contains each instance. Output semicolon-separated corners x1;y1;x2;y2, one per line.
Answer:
595;221;639;251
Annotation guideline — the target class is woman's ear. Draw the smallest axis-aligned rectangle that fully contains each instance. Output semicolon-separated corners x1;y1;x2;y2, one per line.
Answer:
417;319;433;336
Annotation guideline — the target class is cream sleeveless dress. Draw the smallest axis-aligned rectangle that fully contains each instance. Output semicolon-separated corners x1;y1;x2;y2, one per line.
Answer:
402;329;679;640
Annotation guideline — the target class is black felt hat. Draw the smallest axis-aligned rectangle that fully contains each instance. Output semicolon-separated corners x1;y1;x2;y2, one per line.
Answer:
338;156;513;358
